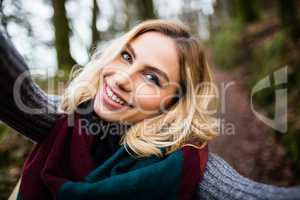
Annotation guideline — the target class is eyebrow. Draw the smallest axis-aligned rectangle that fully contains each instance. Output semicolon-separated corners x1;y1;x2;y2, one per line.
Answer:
126;43;170;82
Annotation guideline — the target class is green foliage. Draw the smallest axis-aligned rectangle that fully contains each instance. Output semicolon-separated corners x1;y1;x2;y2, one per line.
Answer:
0;124;9;139
0;170;16;200
0;124;33;199
283;129;300;167
252;31;286;79
250;31;286;110
209;20;244;70
231;0;261;23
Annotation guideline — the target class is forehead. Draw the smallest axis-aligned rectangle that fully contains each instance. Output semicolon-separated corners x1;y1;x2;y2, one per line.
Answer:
129;32;180;83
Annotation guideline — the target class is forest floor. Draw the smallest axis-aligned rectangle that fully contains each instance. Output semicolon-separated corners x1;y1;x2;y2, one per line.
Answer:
210;65;296;186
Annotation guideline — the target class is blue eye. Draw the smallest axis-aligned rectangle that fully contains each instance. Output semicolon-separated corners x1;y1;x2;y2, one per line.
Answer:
121;51;133;64
145;73;161;87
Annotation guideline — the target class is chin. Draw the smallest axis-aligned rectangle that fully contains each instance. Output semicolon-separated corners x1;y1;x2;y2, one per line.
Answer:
93;100;119;122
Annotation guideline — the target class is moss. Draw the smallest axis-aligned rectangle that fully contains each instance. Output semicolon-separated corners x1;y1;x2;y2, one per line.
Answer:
209;20;244;70
0;124;9;140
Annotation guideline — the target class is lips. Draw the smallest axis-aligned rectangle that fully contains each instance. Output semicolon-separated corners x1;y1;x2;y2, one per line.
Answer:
102;82;132;110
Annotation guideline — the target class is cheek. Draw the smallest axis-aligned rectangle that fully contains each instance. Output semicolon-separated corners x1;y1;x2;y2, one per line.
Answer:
134;86;174;111
136;95;161;111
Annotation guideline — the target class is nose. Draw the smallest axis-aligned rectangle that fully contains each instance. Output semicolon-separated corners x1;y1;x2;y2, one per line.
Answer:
113;69;136;93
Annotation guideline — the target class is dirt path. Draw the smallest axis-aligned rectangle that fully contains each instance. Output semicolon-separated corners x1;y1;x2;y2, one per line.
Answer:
209;67;294;186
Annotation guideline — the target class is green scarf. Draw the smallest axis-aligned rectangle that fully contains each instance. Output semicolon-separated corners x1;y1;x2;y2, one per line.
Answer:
17;105;208;200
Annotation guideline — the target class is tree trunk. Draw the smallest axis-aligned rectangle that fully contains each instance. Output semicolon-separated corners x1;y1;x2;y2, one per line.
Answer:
51;0;75;71
123;0;156;30
279;0;300;42
231;0;260;23
90;0;100;53
136;0;156;21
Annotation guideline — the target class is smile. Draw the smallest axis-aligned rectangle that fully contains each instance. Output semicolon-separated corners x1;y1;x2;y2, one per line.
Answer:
105;84;125;105
102;82;132;110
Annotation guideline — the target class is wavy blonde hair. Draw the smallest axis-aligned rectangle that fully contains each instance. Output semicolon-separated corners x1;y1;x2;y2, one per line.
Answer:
60;19;219;157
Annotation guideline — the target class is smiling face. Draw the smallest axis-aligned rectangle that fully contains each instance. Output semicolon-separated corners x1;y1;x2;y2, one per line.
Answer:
93;31;181;123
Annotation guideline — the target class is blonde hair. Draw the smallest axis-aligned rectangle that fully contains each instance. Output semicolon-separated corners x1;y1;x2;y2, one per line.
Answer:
60;19;219;157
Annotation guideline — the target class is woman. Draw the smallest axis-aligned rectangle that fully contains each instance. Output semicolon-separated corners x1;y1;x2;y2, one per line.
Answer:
0;20;299;200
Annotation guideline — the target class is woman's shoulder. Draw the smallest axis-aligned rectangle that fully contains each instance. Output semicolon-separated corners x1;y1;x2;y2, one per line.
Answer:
180;144;208;174
165;145;209;199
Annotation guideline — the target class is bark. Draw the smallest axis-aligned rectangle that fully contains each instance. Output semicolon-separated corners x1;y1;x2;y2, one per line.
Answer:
231;0;260;23
136;0;156;21
279;0;300;42
51;0;75;71
90;0;100;53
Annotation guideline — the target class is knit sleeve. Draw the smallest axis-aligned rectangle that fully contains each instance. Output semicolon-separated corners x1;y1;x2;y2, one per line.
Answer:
0;32;59;143
197;153;300;200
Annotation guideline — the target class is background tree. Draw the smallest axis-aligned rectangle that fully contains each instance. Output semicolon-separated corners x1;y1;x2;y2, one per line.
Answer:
51;0;75;71
90;0;100;53
123;0;156;30
230;0;260;23
279;0;300;42
136;0;156;21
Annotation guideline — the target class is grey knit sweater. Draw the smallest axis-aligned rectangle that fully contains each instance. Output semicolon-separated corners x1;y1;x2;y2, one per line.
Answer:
0;32;299;200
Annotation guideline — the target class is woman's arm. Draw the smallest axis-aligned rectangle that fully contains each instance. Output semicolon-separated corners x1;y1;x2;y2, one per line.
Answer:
0;32;59;142
198;153;300;200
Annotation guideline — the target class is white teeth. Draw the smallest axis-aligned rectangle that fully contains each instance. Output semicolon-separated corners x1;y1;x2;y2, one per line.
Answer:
105;85;125;105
